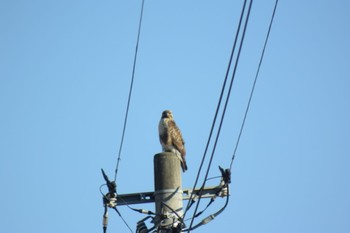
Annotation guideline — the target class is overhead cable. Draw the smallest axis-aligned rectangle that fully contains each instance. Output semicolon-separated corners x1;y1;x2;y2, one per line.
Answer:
114;0;146;182
183;0;249;221
230;0;279;170
187;0;254;231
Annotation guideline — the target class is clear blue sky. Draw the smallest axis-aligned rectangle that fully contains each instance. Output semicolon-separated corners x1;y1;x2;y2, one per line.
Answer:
1;1;349;232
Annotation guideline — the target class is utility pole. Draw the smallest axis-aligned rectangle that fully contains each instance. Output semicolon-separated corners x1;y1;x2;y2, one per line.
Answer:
154;152;184;232
101;152;230;233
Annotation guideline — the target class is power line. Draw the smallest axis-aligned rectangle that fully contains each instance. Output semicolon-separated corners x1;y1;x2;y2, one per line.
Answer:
114;0;145;182
186;1;254;232
186;0;280;230
112;207;134;233
110;1;146;231
230;0;279;170
183;0;249;221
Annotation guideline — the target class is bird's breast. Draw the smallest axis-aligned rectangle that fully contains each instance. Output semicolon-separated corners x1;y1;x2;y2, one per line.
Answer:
158;119;168;134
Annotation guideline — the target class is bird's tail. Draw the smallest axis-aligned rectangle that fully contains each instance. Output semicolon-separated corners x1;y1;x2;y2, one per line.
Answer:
173;149;188;172
181;159;188;172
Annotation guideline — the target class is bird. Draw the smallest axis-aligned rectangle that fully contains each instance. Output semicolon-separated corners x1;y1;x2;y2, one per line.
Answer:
158;110;188;172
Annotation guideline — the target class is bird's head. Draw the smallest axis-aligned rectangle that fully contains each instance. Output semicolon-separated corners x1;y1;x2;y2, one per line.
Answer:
162;110;173;119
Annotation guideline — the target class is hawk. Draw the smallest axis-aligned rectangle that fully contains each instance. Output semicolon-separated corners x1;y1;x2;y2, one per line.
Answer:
158;110;188;172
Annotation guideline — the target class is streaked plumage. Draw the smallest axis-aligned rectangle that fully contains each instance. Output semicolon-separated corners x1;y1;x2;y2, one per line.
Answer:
158;110;188;172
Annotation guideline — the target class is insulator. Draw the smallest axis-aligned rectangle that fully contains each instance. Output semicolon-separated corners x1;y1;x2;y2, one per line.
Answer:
136;221;148;233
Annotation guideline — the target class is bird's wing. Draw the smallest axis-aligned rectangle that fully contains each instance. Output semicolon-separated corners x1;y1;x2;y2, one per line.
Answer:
168;121;186;157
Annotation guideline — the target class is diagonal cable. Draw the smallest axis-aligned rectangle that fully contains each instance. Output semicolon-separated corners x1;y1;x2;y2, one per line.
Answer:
114;0;145;182
187;0;254;231
230;0;279;170
182;0;249;221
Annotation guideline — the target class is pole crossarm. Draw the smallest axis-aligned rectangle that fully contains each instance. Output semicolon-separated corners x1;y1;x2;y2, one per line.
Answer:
183;185;227;200
116;185;227;206
117;191;155;206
